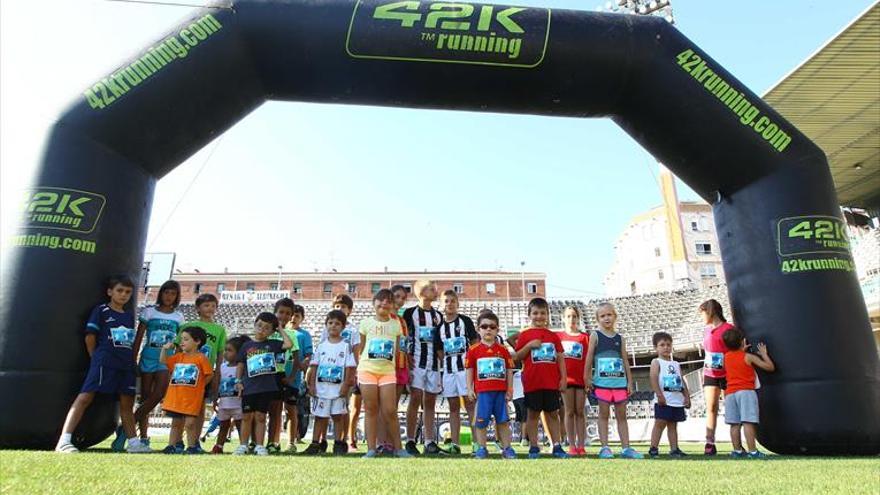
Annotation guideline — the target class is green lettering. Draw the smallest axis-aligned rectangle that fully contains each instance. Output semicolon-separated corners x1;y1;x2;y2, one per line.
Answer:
495;7;525;34
84;88;104;110
373;1;422;28
676;49;694;65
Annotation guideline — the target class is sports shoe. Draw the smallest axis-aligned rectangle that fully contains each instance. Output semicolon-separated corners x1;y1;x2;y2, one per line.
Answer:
648;446;660;458
576;447;587;456
184;446;204;455
568;446;579;456
348;441;358;453
552;444;570;459
55;442;79;454
598;446;614;459
286;443;298;453
333;440;348;456
472;442;480;454
189;444;205;455
303;442;322;455
730;450;746;459
319;440;328;454
232;444;249;456
211;444;224;454
448;444;461;455
621;447;643;459
140;438;151;448
704;442;717;456
747;450;767;459
362;449;377;458
475;446;489;459
394;449;414;458
162;445;179;454
502;446;517;459
670;448;687;458
254;445;269;456
175;440;184;451
405;440;421;456
528;446;541;459
111;426;126;452
266;443;280;454
424;442;443;455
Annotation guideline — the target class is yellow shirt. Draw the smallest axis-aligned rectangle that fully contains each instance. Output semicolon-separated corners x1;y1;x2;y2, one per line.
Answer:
358;316;401;375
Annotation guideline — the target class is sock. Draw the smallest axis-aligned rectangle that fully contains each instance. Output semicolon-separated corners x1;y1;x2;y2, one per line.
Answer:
749;450;758;454
60;433;72;444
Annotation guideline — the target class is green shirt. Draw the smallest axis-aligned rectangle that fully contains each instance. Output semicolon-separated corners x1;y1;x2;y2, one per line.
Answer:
270;328;300;373
177;321;227;367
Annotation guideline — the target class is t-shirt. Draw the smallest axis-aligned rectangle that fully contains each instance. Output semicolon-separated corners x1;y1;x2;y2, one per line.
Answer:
592;330;627;390
402;306;444;371
288;328;314;390
655;357;685;407
559;331;590;387
438;315;478;374
269;328;300;374
703;322;733;379
514;327;564;393
138;306;184;365
310;340;356;399
724;350;757;395
217;361;241;410
163;352;213;416
177;321;227;367
465;342;513;393
85;303;136;370
357;316;402;375
236;339;285;395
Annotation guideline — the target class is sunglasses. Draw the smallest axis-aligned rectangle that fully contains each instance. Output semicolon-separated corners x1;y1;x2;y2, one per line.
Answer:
479;324;498;330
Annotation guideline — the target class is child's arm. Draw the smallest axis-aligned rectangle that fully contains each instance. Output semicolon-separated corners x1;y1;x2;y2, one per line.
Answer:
306;363;317;397
556;348;567;392
132;322;147;361
583;332;597;390
649;359;664;405
159;342;174;364
681;371;691;408
466;368;475;401
621;338;634;395
746;343;776;372
340;366;354;398
235;362;245;395
84;333;97;358
279;328;294;351
512;339;542;362
505;368;513;401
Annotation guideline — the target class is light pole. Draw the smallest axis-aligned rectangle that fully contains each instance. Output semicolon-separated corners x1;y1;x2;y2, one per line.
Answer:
277;265;282;290
520;261;526;302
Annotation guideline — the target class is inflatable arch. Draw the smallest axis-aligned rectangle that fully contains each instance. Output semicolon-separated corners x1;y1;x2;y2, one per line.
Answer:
1;0;877;454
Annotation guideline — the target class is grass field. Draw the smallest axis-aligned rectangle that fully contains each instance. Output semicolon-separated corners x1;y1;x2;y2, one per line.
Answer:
2;439;877;495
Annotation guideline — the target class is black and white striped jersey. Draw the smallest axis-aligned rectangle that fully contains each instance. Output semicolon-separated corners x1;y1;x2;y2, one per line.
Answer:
438;314;478;373
402;305;444;371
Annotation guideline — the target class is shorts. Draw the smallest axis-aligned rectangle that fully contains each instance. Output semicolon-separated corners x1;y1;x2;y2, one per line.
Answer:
138;357;168;374
283;386;299;406
357;370;397;387
80;363;136;396
441;371;468;398
724;389;759;424
396;367;409;385
524;390;561;413
593;388;629;404
654;403;686;422
513;397;526;423
216;407;243;421
311;397;348;418
410;368;441;394
242;391;276;414
163;410;196;419
703;375;727;390
566;384;585;390
274;374;287;400
475;390;509;428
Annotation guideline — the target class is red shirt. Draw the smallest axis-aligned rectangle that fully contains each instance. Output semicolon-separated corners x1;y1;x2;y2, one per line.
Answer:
465;342;514;393
724;350;757;395
559;331;590;387
703;322;733;378
514;327;564;393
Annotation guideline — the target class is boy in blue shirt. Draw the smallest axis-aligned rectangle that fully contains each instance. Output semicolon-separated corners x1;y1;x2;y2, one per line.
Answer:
283;304;314;452
56;275;150;453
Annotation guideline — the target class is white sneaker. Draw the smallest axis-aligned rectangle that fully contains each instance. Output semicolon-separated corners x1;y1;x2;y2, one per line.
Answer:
55;442;79;454
126;441;152;454
232;445;249;456
254;445;269;456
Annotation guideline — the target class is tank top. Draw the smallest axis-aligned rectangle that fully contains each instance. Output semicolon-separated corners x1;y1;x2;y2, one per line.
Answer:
592;331;626;389
655;357;685;407
703;321;733;378
724;350;757;395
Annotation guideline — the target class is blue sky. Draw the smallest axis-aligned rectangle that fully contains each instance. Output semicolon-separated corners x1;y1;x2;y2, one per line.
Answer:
1;0;874;296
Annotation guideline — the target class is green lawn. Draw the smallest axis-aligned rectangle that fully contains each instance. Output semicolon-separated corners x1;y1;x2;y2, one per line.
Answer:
1;440;877;495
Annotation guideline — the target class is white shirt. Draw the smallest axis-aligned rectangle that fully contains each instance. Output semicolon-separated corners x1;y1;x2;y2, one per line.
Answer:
311;340;356;399
217;361;241;410
655;357;685;407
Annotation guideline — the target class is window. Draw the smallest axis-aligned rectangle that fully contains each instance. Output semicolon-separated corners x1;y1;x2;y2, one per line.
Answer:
193;283;201;294
371;283;381;294
700;265;717;278
691;221;699;232
293;283;303;295
658;269;664;280
217;283;225;293
486;283;496;294
654;247;661;257
245;283;255;291
695;242;712;255
347;282;357;294
527;283;537;294
323;283;333;295
270;282;279;291
453;283;464;294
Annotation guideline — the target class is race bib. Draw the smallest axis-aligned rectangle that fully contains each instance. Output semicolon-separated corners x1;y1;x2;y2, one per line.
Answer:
662;374;683;392
246;352;276;377
417;326;434;342
443;336;466;355
597;357;625;378
218;376;237;397
562;341;584;360
705;352;724;370
317;364;344;384
531;343;557;363
367;338;394;361
148;329;175;348
110;326;135;349
477;357;505;381
171;363;198;386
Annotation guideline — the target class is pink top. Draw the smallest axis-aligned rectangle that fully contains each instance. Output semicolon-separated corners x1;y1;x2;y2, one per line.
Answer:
703;322;733;378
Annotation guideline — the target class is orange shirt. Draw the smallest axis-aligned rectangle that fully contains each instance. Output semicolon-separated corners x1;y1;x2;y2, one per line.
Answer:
723;350;756;395
163;352;213;416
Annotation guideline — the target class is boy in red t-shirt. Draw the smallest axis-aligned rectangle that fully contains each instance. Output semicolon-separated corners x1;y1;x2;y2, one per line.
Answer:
465;310;515;460
513;298;568;459
159;326;213;454
721;327;775;459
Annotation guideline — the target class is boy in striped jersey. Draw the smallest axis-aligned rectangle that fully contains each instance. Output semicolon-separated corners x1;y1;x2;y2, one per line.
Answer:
437;290;479;454
403;280;444;455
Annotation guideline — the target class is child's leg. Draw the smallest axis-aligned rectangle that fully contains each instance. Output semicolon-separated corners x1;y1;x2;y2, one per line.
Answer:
540;412;553;444
526;409;541;448
573;389;586;448
704;385;721;444
729;423;743;452
557;401;567;444
561;389;576;446
217;420;232;446
347;392;362;445
267;399;282;445
135;371;168;438
423;392;437;444
474;426;486;447
233;419;243;443
497;421;512;449
239;412;254;445
379;384;401;450
545;407;563;446
60;392;95;436
134;372;153;436
331;414;346;442
312;417;328;443
405;388;422;442
184;415;200;448
613;403;630;449
168;416;185;446
252;412;268;445
743;423;759;452
651;419;667;449
118;394;137;439
464;396;475;437
286;404;298;447
360;384;379;451
667;422;679;451
448;395;461;445
597;402;610;446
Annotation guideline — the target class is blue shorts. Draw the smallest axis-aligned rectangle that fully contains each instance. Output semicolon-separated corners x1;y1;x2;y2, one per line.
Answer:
81;363;136;396
139;356;168;373
475;391;509;429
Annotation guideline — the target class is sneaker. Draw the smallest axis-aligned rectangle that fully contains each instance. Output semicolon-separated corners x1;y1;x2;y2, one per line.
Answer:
333;440;348;456
303;442;322;455
363;449;377;458
211;444;224;454
552;444;570;459
254;445;269;456
502;446;517;459
704;442;717;456
670;448;687;458
382;443;395;455
528;446;541;459
405;440;421;456
621;447;643;459
448;444;461;455
475;446;489;459
648;446;660;458
232;445;249;456
747;450;767;459
286;443;298;453
184;446;204;455
162;445;179;454
319;440;328;454
266;443;280;454
140;438;151;448
598;446;614;459
424;442;443;455
248;441;256;453
568;446;579;456
472;442;480;454
55;442;79;454
111;426;126;452
575;446;587;456
175;440;184;451
394;449;414;458
730;450;746;459
348;441;358;453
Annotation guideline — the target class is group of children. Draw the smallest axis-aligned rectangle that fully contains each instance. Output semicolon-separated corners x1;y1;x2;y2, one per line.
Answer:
54;276;775;459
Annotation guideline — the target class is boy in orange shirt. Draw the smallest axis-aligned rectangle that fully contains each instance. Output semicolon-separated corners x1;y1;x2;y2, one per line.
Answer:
159;326;214;454
721;327;775;459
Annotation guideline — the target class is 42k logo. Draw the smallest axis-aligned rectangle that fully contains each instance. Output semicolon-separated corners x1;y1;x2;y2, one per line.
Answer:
373;1;526;33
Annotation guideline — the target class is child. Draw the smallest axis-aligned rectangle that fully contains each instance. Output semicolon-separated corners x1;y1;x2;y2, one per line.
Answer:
648;331;690;458
177;293;227;453
465;310;516;460
722;327;775;459
233;312;294;456
512;297;568;459
266;298;300;454
132;280;183;447
326;294;364;453
584;302;642;459
375;284;410;454
699;299;734;456
159;326;213;454
304;310;356;455
357;290;410;458
559;305;589;456
403;280;445;456
213;336;249;454
284;304;313;452
437;289;479;455
55;275;149;454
